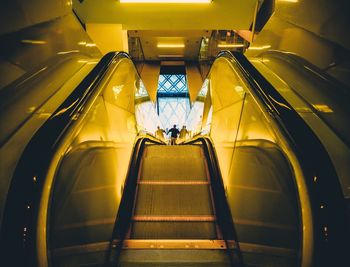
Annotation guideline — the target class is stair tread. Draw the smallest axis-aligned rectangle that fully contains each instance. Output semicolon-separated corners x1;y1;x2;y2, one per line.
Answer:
130;222;217;239
141;158;207;181
134;184;214;216
132;215;216;222
122;239;227;249
118;248;231;267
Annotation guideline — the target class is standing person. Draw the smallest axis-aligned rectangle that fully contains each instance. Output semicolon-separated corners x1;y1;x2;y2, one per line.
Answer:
179;125;189;142
155;126;166;140
167;124;180;145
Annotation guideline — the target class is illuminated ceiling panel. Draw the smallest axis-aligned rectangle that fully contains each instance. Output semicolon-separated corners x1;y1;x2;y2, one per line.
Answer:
74;0;258;30
120;0;212;3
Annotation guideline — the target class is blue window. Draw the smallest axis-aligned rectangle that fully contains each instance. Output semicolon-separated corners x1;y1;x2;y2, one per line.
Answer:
156;74;190;129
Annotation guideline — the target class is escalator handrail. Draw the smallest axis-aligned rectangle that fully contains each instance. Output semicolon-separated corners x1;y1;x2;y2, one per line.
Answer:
260;50;350;92
105;136;164;266
184;135;243;267
218;50;349;265
260;50;350;149
0;51;131;266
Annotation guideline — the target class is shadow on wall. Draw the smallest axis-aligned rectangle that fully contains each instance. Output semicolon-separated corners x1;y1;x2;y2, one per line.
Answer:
245;0;350;87
0;13;101;90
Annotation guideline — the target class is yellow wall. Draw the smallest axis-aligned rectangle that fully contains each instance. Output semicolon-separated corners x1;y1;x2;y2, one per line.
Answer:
186;63;203;103
0;0;72;35
246;0;350;85
140;62;160;102
86;24;129;55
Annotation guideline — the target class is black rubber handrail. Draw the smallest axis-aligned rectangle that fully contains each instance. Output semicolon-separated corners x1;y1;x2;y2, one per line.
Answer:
261;50;350;93
104;136;164;266
0;51;130;267
184;136;243;267
218;51;349;266
260;50;350;149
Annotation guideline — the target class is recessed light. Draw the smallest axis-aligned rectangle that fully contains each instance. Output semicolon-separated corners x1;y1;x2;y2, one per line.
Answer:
248;45;271;50
21;40;47;44
157;44;185;48
120;0;212;3
158;55;184;58
217;44;244;48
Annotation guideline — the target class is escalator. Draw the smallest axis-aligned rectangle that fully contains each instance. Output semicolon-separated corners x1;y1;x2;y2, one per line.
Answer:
117;144;233;266
0;50;348;267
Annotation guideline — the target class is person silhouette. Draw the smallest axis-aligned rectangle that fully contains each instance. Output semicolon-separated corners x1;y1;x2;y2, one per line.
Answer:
155;126;166;140
167;124;180;145
179;125;189;142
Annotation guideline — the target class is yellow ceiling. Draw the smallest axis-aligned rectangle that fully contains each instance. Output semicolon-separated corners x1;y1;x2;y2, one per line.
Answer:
73;0;258;30
129;30;210;60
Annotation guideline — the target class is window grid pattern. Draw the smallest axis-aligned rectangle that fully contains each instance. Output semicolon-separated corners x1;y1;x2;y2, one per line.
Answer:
157;74;190;128
157;74;188;94
158;98;190;129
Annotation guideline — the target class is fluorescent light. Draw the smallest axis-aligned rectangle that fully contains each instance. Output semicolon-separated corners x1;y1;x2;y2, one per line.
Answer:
217;44;244;48
158;55;184;58
57;50;80;55
248;45;271;50
120;0;211;3
21;40;47;44
157;44;185;48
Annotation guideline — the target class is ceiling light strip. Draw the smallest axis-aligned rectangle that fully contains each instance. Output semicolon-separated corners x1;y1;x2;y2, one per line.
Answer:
158;55;184;58
157;44;185;48
120;0;212;3
217;44;244;48
248;45;271;50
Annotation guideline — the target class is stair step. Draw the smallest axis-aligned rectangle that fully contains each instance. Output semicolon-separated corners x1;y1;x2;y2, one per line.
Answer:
134;184;214;216
131;222;217;239
132;215;216;222
138;180;209;185
141;157;207;181
143;145;204;158
122;239;227;249
117;248;231;267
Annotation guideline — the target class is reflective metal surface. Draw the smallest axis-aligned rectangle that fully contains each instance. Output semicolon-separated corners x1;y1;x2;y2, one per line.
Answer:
250;51;350;199
0;56;97;232
245;0;350;87
0;13;101;90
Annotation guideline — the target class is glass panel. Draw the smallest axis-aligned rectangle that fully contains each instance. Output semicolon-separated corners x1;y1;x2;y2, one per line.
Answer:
157;74;188;94
158;97;190;130
135;100;162;134
191;56;301;267
156;73;190;135
185;101;204;136
48;57;159;266
226;95;299;266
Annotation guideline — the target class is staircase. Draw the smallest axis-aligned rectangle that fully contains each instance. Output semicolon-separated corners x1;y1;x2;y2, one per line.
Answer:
118;144;231;266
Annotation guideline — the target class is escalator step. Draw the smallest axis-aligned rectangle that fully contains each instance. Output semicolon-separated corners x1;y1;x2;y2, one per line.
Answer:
132;215;216;221
131;222;217;239
138;181;209;185
143;145;204;159
141;157;207;181
134;184;214;216
118;249;231;267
